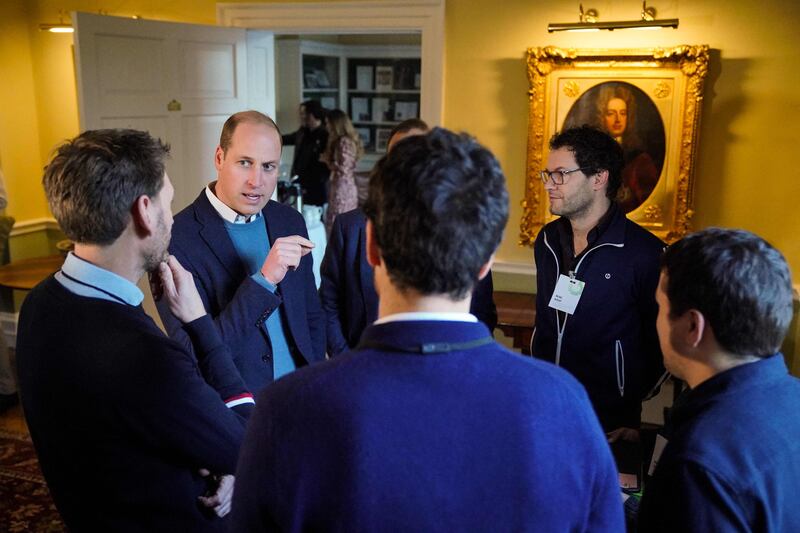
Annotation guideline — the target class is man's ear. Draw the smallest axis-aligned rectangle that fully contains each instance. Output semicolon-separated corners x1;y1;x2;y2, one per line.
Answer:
684;309;707;349
592;169;609;191
214;145;225;171
477;253;495;281
131;195;155;238
365;219;382;268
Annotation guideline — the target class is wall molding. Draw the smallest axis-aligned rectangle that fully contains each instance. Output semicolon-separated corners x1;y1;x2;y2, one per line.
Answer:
9;217;59;237
492;260;536;276
217;1;445;126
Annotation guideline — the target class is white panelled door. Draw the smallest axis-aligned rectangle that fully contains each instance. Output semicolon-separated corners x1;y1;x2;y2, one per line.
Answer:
74;13;275;211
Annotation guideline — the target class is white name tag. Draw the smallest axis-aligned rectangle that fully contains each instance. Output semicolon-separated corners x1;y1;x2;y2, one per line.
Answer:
547;274;585;315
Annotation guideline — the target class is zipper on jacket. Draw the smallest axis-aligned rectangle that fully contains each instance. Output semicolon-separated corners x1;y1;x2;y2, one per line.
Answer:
543;233;566;365
615;339;625;397
543;233;624;367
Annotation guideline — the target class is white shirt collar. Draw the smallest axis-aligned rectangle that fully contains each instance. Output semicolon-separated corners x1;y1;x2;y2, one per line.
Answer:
205;184;262;224
374;312;478;325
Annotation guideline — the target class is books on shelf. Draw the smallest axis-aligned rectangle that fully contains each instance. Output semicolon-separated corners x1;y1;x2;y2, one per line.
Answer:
394;101;419;121
351;97;370;122
321;96;337;110
304;72;319;89
356;66;373;91
314;69;331;88
372;98;390;123
375;66;393;92
375;128;392;152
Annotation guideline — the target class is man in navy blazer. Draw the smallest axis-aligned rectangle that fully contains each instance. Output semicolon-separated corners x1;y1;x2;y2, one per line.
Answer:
231;128;623;531
157;111;326;392
321;207;497;355
320;119;497;355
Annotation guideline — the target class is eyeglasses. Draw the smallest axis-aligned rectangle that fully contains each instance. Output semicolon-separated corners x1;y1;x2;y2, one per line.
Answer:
539;167;592;185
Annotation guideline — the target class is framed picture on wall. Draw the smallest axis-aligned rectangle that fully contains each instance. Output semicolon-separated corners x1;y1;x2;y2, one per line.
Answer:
521;45;710;245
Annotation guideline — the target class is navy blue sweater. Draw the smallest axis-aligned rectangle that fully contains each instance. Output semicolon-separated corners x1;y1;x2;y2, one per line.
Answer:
232;320;624;532
638;354;800;532
17;277;251;532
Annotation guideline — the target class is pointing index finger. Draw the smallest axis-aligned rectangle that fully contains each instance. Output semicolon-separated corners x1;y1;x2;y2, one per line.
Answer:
283;235;315;250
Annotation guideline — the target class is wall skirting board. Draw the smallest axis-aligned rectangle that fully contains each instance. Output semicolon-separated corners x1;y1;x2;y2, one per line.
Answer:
9;218;60;237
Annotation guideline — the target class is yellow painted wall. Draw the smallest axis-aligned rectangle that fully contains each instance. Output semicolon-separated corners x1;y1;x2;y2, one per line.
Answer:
445;0;800;280
2;0;799;280
0;1;49;222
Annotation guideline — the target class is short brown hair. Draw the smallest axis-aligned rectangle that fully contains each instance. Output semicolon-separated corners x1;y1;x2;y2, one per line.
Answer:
219;110;281;154
43;129;169;245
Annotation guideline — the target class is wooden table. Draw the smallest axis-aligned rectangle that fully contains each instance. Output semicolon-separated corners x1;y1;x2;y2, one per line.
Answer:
0;255;64;291
494;291;536;355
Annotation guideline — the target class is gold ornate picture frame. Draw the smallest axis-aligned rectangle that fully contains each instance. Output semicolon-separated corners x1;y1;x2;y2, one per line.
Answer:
521;45;709;245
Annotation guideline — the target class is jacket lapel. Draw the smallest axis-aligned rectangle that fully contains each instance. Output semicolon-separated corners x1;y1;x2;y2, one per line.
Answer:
194;191;247;281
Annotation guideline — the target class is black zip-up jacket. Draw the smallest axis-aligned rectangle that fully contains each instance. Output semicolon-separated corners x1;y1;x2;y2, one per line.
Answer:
532;205;666;430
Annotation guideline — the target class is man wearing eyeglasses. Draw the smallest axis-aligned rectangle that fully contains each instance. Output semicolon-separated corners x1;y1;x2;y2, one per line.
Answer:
531;125;665;445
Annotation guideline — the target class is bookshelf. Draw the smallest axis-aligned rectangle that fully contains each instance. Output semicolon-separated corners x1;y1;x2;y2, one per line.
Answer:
276;39;421;170
347;57;421;155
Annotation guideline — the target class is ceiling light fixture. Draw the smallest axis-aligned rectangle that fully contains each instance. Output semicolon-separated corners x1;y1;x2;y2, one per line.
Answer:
39;12;74;33
548;2;678;33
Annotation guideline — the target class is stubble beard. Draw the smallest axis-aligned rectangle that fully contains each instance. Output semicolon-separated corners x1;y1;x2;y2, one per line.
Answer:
143;214;170;273
550;189;594;221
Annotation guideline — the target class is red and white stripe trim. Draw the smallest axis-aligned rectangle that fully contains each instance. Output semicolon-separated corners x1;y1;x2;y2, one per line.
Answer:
225;392;255;408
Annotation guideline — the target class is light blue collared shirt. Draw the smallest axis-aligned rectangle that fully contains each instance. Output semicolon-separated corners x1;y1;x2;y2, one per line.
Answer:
55;252;143;306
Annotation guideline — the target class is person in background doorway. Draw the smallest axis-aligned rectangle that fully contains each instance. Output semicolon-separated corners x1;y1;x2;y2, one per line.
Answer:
281;100;330;208
322;109;362;234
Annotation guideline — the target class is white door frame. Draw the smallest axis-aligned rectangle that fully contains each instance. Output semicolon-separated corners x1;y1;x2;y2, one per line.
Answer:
217;1;445;126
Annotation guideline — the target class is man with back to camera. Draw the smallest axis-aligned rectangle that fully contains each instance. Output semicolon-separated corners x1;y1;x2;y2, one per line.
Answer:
157;111;326;393
15;129;253;531
231;128;624;531
319;118;498;355
637;228;800;532
532;125;666;441
282;99;330;207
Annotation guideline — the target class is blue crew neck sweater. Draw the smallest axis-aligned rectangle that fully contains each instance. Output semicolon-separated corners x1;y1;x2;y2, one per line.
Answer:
224;219;296;379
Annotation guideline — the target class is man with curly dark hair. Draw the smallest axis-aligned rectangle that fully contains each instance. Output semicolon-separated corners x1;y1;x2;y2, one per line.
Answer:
532;125;666;443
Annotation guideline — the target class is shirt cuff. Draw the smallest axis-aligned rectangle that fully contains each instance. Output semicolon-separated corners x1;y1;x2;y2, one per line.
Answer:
251;272;277;292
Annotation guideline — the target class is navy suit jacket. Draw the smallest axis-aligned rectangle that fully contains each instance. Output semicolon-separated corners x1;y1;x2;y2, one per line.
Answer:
158;191;326;392
320;208;498;356
231;320;624;532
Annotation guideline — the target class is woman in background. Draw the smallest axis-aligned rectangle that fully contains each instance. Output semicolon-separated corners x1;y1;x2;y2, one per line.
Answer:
322;109;363;234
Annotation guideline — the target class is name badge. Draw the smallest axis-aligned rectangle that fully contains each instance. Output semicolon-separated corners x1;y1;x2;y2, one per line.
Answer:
548;274;585;315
